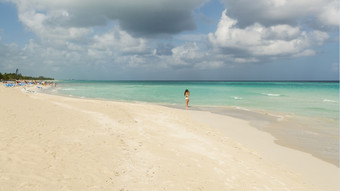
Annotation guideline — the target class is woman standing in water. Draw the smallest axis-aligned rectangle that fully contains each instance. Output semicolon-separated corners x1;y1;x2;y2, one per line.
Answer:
184;89;190;110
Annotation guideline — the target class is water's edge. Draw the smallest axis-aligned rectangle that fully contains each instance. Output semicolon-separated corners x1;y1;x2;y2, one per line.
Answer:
163;104;339;167
41;83;339;167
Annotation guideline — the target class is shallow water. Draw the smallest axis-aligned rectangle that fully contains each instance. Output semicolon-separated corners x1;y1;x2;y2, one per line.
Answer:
53;81;338;119
48;80;339;165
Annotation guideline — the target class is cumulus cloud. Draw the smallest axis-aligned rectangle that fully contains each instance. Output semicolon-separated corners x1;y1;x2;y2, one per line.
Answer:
0;0;337;80
13;4;93;45
317;1;339;27
90;26;149;57
220;0;339;29
208;10;329;60
7;0;208;37
154;42;224;70
171;42;203;65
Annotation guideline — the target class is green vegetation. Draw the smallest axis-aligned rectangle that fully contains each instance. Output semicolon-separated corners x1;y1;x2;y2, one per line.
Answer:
0;72;54;81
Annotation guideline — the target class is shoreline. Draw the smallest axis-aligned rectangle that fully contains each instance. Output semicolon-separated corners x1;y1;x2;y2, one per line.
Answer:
163;104;339;167
42;83;339;166
189;109;339;191
1;85;339;190
35;84;340;166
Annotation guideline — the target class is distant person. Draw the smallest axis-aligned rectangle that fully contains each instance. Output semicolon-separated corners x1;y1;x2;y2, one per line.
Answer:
184;89;190;110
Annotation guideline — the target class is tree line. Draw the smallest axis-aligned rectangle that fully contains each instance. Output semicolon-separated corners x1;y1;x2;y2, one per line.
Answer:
0;72;54;81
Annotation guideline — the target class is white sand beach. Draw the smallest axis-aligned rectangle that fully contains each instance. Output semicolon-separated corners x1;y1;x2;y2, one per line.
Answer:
0;85;338;191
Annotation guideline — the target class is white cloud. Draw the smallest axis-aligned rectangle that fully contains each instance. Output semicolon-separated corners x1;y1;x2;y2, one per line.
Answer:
161;42;224;69
65;41;83;51
208;10;329;58
9;0;208;37
317;1;339;27
0;0;337;80
17;7;92;42
172;42;202;63
87;48;112;59
220;0;339;29
91;26;149;54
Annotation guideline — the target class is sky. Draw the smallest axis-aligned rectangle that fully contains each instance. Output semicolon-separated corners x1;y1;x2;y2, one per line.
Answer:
0;0;338;80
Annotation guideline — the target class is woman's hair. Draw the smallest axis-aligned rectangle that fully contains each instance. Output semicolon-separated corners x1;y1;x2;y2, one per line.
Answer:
184;89;189;96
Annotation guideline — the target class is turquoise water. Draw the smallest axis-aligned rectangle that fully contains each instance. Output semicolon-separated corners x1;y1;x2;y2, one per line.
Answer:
54;81;339;121
49;80;339;165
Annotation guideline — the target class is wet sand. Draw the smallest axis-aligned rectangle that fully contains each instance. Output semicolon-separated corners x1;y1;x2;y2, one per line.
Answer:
169;104;339;167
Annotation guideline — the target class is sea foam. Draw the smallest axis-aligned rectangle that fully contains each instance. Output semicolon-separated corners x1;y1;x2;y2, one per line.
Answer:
323;99;337;103
262;93;280;97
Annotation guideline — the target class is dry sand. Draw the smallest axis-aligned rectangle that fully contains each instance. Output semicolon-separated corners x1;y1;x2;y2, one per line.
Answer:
0;85;338;191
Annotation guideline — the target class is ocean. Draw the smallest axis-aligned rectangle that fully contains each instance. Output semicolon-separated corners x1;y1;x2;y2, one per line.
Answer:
48;80;339;165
